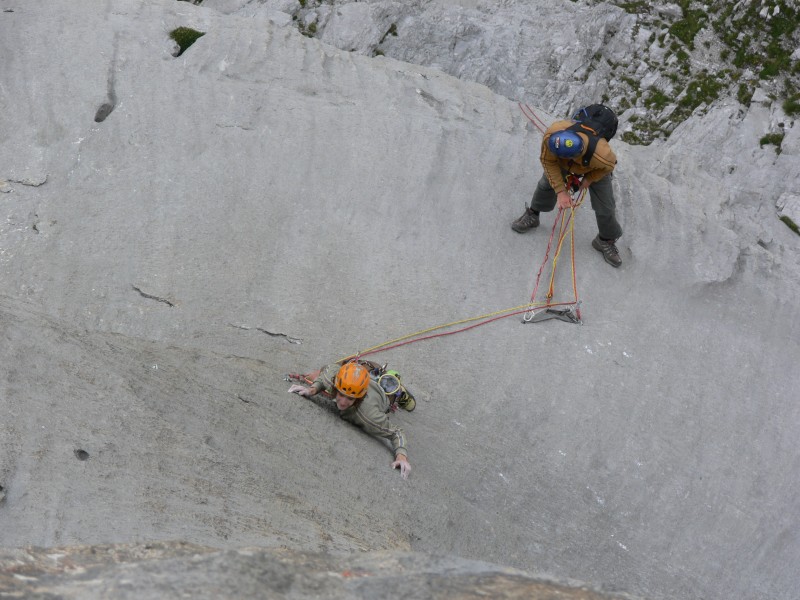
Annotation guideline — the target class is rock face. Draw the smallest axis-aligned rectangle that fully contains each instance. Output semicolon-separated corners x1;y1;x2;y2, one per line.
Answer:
210;0;800;145
209;0;638;116
1;2;799;600
0;543;637;599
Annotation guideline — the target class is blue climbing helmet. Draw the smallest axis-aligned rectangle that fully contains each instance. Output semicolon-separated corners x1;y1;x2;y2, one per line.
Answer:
547;129;584;158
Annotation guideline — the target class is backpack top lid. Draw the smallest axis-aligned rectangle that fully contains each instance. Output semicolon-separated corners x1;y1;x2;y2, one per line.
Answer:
564;104;618;167
571;104;618;141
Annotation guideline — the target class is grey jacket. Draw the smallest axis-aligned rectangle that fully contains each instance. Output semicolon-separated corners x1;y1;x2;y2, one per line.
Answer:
315;363;408;458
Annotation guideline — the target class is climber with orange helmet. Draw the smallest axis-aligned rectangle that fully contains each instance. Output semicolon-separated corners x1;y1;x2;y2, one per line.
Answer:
287;361;411;479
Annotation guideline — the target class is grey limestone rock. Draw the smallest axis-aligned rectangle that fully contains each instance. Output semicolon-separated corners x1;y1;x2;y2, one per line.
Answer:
1;2;798;600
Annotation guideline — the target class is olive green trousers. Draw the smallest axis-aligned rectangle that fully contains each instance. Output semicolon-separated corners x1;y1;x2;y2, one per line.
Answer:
530;172;622;240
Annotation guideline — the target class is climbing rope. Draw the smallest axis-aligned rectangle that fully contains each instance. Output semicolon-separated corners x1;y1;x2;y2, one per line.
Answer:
337;301;545;363
338;185;586;363
519;102;548;134
332;104;585;362
524;179;586;322
518;103;584;312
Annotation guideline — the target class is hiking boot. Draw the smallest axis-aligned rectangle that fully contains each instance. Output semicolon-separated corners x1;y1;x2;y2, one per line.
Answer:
592;235;622;268
511;206;539;233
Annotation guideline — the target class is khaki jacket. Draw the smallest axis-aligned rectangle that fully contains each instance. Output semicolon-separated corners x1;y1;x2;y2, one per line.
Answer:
315;363;408;459
541;119;617;194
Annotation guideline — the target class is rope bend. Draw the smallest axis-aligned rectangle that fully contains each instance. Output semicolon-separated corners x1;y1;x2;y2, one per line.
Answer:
337;105;584;362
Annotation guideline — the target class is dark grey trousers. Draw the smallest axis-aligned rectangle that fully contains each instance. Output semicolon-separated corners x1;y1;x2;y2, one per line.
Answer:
530;172;622;240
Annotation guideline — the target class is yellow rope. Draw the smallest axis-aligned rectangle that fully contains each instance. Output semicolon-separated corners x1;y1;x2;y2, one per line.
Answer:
546;188;585;299
338;187;588;363
337;299;554;363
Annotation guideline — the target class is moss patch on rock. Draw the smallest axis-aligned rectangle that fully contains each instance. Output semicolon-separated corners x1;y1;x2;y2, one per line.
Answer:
170;26;206;57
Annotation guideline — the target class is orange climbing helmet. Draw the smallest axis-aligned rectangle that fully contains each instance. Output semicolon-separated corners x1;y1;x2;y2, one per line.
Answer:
334;362;370;399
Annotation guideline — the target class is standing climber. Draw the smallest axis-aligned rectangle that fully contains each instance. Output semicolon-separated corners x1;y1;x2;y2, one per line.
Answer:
512;105;623;267
287;362;411;479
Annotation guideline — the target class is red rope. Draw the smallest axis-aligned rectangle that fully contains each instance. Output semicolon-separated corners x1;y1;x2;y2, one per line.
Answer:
336;105;584;362
355;300;579;361
547;210;575;301
530;207;565;303
529;193;585;310
519;103;580;308
518;102;548;134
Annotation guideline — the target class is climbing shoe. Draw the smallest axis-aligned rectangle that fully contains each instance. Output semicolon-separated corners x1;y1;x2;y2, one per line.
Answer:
511;206;539;233
592;235;622;268
398;393;416;412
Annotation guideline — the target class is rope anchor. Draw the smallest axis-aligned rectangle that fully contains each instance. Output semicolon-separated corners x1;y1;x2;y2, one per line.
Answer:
523;180;586;327
522;301;582;325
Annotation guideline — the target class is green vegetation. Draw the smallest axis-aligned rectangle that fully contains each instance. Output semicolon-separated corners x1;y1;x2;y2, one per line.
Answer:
597;0;800;144
780;215;800;235
715;1;798;82
678;72;725;110
298;20;317;38
379;23;398;45
618;1;648;13
621;130;643;144
783;94;800;116
759;132;785;154
737;83;754;106
669;9;707;48
644;89;670;110
760;44;792;80
170;27;205;57
282;0;800;147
